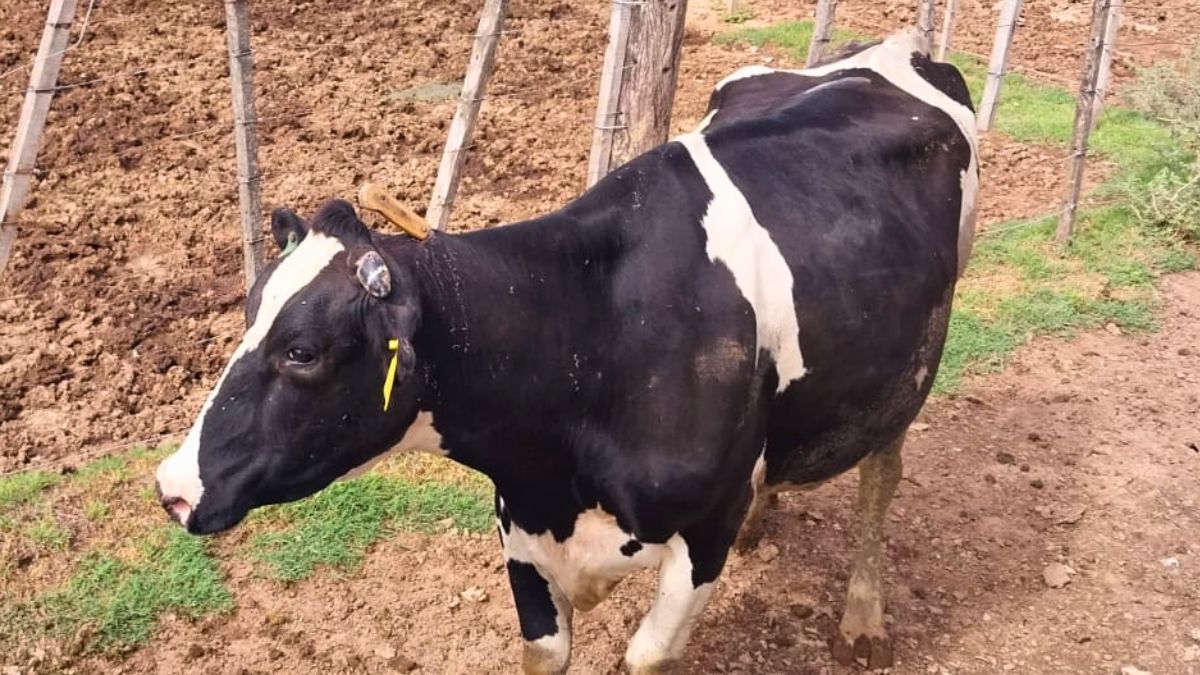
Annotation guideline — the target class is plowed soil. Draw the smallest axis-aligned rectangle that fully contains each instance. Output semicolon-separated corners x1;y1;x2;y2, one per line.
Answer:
2;0;1199;674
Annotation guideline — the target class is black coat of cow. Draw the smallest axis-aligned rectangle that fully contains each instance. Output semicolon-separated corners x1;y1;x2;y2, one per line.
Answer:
156;33;978;674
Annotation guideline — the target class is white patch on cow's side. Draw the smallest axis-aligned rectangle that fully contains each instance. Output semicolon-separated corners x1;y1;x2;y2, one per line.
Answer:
714;64;775;90
676;132;807;393
155;233;346;518
503;507;667;612
714;31;981;277
625;535;715;670
957;166;980;277
697;108;719;131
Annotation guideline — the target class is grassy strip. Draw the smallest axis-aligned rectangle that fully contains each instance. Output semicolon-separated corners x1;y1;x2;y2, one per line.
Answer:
0;449;493;653
718;20;1196;392
3;527;232;650
246;471;492;582
0;470;60;512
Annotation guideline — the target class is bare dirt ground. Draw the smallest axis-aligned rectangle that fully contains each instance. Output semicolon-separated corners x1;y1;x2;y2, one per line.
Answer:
2;0;1199;673
0;0;1142;472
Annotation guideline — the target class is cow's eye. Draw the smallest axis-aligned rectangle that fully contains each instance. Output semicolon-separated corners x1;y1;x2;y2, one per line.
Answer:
286;347;316;365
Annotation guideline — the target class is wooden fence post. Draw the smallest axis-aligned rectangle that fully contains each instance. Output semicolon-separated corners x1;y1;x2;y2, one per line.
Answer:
936;0;958;62
427;0;509;230
223;0;265;287
805;0;838;67
976;0;1023;131
609;0;688;172
916;0;937;54
0;0;78;280
1090;0;1122;127
588;0;688;186
1056;0;1111;244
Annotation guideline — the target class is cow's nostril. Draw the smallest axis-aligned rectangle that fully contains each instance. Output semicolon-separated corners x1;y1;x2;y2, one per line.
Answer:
160;495;192;525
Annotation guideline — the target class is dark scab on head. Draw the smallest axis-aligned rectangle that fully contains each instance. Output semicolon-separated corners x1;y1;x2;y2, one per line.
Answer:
620;539;643;557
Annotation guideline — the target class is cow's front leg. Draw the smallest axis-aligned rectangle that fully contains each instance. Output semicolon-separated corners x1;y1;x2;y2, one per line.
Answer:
832;434;904;670
624;531;727;674
505;558;574;675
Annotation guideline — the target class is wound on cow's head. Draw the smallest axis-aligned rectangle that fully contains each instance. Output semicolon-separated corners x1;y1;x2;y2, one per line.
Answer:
155;199;426;534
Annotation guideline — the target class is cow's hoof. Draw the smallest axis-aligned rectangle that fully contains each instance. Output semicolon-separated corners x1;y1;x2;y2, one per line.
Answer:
522;642;569;675
624;658;680;675
830;632;893;671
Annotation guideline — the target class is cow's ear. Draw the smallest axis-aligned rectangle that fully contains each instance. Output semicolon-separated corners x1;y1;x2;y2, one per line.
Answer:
271;208;309;256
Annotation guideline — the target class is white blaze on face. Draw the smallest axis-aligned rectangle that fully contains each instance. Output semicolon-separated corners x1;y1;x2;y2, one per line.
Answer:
155;233;346;522
676;132;808;394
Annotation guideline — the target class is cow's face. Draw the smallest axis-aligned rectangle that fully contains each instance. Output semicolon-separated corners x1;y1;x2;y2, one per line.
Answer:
155;200;423;534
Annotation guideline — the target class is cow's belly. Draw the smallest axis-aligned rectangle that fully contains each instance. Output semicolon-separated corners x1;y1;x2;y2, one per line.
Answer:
500;505;667;611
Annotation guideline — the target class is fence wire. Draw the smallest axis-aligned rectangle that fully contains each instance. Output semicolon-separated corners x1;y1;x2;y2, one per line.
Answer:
1;0;1193;477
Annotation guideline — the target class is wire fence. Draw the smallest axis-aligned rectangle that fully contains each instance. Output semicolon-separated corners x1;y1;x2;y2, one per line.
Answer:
0;1;1192;477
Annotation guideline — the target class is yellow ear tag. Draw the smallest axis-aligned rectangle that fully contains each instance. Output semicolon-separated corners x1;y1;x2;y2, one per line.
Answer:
382;339;400;411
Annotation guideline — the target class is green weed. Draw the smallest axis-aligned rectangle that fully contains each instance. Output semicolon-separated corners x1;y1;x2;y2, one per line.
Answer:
246;473;491;582
0;471;61;512
715;20;860;62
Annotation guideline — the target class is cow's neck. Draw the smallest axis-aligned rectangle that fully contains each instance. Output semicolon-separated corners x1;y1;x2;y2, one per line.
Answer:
384;213;620;478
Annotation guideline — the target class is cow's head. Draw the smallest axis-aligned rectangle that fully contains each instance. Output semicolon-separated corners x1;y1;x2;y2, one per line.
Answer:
155;199;425;534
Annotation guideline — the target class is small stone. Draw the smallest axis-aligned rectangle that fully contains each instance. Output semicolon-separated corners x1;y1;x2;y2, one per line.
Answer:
186;644;205;659
267;647;284;662
1160;557;1180;569
1030;478;1045;489
1054;505;1087;525
1189;627;1200;643
996;451;1017;465
1178;347;1191;356
910;422;930;432
984;473;997;485
1105;322;1122;335
1043;562;1075;588
789;603;814;619
757;543;780;563
1182;645;1200;663
388;654;419;672
1119;666;1151;675
461;587;488;603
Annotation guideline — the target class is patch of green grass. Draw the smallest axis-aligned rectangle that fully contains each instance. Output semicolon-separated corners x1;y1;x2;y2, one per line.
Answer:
4;528;231;650
1155;245;1198;273
715;20;861;62
73;454;130;485
722;7;755;24
933;309;1023;394
25;514;70;550
246;473;491;582
0;471;61;512
83;499;110;521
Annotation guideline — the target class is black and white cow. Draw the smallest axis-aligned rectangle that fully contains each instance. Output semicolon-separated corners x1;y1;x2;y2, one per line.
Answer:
156;32;977;674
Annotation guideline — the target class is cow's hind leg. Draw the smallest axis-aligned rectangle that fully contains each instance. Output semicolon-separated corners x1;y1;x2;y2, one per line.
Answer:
831;433;903;670
734;453;776;552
